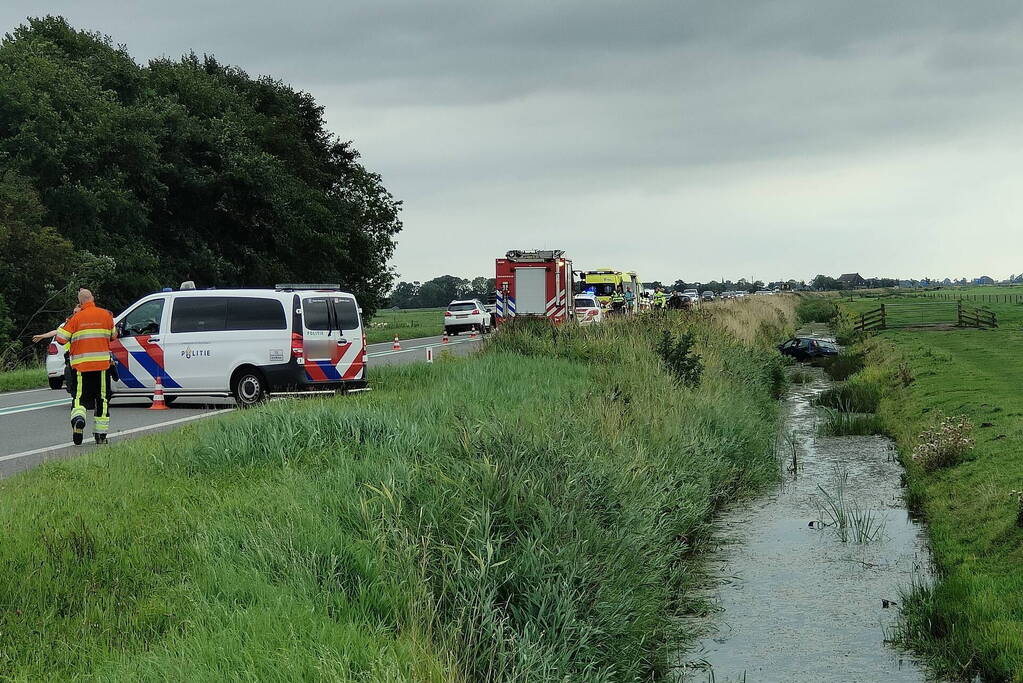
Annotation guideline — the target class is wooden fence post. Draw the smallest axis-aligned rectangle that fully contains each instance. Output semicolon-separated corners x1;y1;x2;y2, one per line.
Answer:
880;303;886;330
957;300;963;327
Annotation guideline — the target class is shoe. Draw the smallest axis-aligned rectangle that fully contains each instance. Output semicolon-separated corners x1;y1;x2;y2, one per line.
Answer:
71;416;85;445
94;433;107;445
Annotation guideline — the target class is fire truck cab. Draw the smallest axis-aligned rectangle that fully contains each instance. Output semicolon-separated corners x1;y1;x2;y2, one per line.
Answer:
494;249;575;326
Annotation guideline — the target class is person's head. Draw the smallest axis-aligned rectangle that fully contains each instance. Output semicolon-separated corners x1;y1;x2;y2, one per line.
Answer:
78;288;94;305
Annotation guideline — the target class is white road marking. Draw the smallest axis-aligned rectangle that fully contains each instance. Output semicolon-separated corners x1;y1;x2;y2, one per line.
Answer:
0;410;235;464
0;387;52;397
0;398;71;416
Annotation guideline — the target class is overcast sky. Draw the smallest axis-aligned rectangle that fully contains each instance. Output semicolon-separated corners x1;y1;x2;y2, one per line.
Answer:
5;1;1023;284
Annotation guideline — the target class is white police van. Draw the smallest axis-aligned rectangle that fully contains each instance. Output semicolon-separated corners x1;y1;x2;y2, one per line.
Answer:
110;284;366;406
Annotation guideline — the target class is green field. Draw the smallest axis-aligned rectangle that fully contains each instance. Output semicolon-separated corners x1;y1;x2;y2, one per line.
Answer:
837;294;1023;680
0;365;47;392
0;303;796;680
365;307;445;344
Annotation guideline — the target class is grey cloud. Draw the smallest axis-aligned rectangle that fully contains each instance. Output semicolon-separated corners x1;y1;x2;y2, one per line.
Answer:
3;1;1023;282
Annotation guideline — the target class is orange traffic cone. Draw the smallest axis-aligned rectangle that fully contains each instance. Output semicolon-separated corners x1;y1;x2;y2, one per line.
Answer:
442;332;449;344
149;375;169;410
392;335;401;351
469;326;478;340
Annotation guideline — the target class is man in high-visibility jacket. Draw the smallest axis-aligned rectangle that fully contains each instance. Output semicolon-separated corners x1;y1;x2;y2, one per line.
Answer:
653;288;668;309
54;289;116;445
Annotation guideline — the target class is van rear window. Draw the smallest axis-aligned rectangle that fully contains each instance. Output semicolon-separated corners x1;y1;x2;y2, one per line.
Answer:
333;299;360;331
304;297;360;331
449;302;477;312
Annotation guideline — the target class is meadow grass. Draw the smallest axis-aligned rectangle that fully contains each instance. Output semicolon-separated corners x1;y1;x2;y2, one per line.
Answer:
0;364;46;392
837;310;1023;680
366;307;445;344
0;300;796;681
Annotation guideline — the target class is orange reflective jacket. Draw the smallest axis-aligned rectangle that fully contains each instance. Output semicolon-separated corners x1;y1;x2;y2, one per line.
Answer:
55;301;115;371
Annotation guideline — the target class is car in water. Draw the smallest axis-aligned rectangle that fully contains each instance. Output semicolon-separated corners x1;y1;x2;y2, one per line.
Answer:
574;294;603;325
778;336;840;361
445;299;491;335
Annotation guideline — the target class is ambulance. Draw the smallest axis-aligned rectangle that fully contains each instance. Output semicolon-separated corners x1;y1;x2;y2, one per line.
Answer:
110;283;367;406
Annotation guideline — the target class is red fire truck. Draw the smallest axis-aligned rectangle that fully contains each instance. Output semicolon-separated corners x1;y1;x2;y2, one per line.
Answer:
494;249;575;326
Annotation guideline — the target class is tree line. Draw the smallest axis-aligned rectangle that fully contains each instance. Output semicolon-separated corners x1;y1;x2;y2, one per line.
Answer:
388;275;495;309
0;17;401;367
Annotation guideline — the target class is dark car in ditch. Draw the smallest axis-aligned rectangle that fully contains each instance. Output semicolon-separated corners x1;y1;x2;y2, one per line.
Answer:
778;336;840;362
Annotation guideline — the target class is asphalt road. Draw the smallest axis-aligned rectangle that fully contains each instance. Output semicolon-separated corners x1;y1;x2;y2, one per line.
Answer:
0;333;482;478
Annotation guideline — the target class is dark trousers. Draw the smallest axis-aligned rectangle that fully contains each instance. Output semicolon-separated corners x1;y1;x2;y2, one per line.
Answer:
71;369;111;434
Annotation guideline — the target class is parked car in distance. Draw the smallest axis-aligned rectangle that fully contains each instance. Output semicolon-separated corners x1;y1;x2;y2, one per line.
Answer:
755;290;774;296
445;299;491;335
574;294;603;325
778;336;840;361
701;291;715;301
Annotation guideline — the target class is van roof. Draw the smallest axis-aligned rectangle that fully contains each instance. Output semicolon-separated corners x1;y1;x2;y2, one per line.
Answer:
146;288;356;299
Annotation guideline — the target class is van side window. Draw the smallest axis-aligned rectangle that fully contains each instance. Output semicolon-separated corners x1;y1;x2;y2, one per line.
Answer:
171;298;229;333
227;298;286;330
333;298;360;331
303;299;331;330
121;299;164;337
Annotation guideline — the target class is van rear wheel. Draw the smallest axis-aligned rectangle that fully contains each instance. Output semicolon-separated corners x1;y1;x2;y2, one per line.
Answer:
232;368;267;407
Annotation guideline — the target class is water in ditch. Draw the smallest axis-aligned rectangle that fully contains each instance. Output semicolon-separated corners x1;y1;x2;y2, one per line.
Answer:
677;367;940;682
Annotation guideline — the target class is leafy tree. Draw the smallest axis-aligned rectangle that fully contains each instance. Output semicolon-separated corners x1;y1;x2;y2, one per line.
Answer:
0;16;401;355
811;274;842;291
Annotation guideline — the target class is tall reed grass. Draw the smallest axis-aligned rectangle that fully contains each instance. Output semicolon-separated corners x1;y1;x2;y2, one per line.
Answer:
0;300;796;680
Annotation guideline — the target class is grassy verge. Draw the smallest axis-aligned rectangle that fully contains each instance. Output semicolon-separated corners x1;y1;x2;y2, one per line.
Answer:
837;299;1023;680
0;365;47;392
366;307;445;344
0;299;795;680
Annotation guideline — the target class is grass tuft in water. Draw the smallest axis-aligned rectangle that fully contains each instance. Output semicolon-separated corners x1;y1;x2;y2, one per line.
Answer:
817;409;885;436
814;470;886;544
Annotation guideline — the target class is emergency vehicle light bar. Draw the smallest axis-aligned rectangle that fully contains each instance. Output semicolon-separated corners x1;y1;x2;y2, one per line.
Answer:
505;249;564;260
275;283;341;291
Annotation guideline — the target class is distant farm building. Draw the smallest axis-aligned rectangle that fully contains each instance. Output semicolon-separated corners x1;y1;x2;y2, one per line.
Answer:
838;273;867;288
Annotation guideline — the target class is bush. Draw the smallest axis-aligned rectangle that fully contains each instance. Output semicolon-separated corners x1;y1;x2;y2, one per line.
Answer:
912;415;975;472
796;298;839;324
823;352;865;381
815;382;880;413
655;330;702;387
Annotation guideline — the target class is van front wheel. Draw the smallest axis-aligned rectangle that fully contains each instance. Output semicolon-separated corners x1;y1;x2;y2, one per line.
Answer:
232;368;267;407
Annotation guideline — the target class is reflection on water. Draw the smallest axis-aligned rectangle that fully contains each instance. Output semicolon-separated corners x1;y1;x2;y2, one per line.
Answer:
678;368;940;683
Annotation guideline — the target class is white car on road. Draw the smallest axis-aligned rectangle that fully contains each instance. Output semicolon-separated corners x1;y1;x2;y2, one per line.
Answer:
574;294;603;325
444;299;491;335
45;341;68;389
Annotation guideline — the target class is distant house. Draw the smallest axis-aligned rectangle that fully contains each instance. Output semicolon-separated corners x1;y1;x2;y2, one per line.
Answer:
838;273;867;289
973;275;995;285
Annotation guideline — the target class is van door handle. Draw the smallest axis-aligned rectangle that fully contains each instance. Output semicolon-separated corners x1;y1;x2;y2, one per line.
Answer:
337;338;348;345
149;337;160;343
